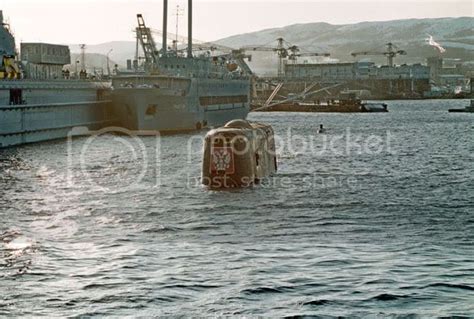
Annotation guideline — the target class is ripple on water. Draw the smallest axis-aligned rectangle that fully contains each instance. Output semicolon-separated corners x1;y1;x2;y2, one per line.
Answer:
0;100;473;316
0;230;38;277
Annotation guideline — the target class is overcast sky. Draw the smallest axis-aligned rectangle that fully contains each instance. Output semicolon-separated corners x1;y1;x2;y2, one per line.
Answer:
1;0;472;44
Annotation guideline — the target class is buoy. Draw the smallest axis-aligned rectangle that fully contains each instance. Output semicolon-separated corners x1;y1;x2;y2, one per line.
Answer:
202;120;277;188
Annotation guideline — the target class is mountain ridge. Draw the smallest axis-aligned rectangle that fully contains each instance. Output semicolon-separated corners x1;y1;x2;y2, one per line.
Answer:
69;17;474;75
215;17;473;75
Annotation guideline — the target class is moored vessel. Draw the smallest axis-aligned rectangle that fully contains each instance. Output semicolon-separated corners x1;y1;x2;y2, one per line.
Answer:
111;0;252;133
448;100;474;113
0;11;112;148
253;95;388;113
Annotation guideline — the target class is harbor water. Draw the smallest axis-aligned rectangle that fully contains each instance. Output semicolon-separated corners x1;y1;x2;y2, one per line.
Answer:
1;99;473;317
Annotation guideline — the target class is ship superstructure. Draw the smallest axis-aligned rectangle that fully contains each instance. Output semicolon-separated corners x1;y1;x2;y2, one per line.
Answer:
0;11;112;148
111;0;252;132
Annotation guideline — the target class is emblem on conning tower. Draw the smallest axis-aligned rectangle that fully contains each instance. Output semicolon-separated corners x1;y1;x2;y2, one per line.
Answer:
210;147;235;174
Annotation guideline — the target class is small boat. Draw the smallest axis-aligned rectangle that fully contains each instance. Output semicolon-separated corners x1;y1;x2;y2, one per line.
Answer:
253;96;388;113
360;102;388;112
449;100;474;113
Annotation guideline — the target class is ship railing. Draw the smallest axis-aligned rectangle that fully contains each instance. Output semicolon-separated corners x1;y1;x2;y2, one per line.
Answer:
0;78;110;83
0;100;111;111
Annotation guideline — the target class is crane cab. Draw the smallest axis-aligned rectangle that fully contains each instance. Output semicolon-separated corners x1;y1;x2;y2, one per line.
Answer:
202;120;277;188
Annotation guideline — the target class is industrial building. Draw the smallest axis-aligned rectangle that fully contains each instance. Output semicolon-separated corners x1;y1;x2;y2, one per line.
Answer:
284;62;430;81
283;62;431;98
20;43;71;79
284;62;356;81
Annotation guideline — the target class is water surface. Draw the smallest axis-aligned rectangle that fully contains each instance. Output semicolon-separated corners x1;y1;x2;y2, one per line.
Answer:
1;99;473;317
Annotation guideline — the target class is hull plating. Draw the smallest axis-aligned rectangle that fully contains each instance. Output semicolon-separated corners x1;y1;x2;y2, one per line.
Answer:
0;80;112;148
112;76;250;133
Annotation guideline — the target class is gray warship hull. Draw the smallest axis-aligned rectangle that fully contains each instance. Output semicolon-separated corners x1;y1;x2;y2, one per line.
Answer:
0;10;113;148
112;75;250;132
113;1;254;133
0;80;112;148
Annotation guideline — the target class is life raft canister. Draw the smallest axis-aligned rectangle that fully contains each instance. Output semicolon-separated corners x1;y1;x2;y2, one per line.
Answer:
202;120;277;188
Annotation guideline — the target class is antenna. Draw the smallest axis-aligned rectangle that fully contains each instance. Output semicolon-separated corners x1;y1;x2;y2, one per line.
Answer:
106;49;113;76
174;5;184;52
80;44;86;71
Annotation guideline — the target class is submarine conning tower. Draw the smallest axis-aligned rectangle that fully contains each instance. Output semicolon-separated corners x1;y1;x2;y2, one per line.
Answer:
202;120;277;188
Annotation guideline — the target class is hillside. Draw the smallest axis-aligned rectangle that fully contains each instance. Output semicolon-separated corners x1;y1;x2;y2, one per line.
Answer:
68;17;473;76
216;17;474;75
69;41;136;68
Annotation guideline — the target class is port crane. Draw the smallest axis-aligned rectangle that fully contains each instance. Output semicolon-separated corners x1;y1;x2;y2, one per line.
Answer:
150;29;253;74
134;14;253;75
289;51;331;64
241;38;330;77
149;25;248;59
136;15;222;63
350;42;406;67
136;14;160;69
286;44;331;63
150;28;219;54
240;38;286;77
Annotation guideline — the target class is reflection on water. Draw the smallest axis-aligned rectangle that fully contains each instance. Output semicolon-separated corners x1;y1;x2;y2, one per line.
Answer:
0;99;473;316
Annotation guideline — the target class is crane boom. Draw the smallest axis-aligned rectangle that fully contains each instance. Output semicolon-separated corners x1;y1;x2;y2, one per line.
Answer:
240;38;330;76
150;29;238;54
351;51;386;56
240;46;276;52
350;42;406;67
295;53;331;57
136;14;160;67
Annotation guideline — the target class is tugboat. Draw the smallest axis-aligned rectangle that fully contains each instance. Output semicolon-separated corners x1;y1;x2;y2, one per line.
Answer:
111;0;253;133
